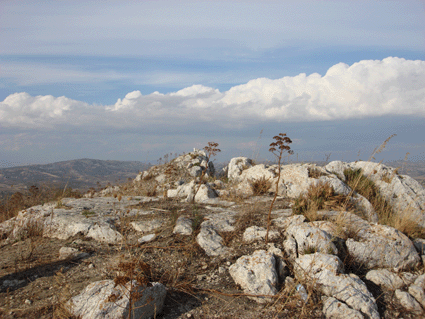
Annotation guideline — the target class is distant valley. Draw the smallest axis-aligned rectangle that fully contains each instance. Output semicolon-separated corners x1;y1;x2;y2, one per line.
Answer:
0;158;151;197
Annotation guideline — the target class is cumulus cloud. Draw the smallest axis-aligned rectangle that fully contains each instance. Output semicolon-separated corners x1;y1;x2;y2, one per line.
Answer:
1;57;424;130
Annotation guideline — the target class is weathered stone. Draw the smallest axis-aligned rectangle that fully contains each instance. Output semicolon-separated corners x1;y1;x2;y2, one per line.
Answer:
229;250;278;303
243;226;280;243
395;289;423;314
227;157;253;182
173;216;193;235
346;224;420;270
70;280;166;319
409;284;425;308
294;253;344;280
348;161;425;228
365;269;405;290
194;183;217;203
196;224;229;256
322;297;364;319
294;253;379;319
285;223;338;256
87;223;123;244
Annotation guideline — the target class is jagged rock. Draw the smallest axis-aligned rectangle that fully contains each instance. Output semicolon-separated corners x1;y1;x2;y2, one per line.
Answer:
365;269;405;290
294;253;344;279
243;226;280;243
87;223;123;243
322;297;364;319
196;224;229;256
69;280;166;319
173;216;193;235
131;219;164;233
294;253;379;319
229;250;278;303
59;247;89;260
408;284;425;308
395;289;423;314
267;243;288;281
194;183;218;203
227;157;253;182
331;161;425;228
346;224;420;270
284;223;338;258
201;211;236;232
134;149;214;185
325;161;347;181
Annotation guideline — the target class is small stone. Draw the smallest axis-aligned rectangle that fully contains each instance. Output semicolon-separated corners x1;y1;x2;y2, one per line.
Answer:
25;299;32;305
88;263;95;269
138;233;156;243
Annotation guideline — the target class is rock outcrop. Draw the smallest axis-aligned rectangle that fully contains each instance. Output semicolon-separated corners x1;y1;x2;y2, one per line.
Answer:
1;151;425;318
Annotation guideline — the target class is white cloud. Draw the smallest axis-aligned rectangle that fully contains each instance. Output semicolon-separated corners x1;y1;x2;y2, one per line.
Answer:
1;58;424;130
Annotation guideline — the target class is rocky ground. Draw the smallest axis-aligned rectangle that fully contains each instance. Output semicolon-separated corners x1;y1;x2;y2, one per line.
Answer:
1;149;425;318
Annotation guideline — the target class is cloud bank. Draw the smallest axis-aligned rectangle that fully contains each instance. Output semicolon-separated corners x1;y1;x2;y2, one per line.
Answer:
1;57;424;130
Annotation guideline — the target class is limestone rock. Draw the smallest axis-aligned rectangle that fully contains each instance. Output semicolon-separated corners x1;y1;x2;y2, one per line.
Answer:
70;280;166;319
194;183;218;203
346;224;420;270
348;161;425;228
395;289;423;314
294;253;379;319
243;226;280;243
227;157;253;182
196;224;229;256
173;216;193;235
87;223;123;244
408;284;425;308
322;297;364;319
285;223;338;257
131;219;164;233
365;269;405;290
229;250;278;303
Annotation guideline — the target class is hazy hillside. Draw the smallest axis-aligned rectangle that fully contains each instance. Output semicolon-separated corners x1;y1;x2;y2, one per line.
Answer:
0;158;151;196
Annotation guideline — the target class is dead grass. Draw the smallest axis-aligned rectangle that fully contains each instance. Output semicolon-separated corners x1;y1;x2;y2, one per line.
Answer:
248;176;272;196
292;181;352;221
0;185;82;223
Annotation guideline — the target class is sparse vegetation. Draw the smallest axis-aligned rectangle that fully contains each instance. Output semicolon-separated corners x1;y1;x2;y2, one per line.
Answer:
249;176;272;195
292;181;352;221
266;133;293;243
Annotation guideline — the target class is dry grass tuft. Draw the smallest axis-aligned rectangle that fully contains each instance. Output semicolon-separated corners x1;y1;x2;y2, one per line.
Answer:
249;176;272;196
292;181;352;220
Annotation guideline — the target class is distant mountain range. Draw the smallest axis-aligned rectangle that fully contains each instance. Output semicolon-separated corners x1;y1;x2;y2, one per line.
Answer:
0;158;151;196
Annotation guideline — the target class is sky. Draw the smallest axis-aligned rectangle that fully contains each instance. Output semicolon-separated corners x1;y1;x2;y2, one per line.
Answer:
0;0;424;168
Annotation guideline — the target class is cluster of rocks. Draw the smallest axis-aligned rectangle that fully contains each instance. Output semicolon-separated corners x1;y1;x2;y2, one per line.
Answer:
1;149;425;318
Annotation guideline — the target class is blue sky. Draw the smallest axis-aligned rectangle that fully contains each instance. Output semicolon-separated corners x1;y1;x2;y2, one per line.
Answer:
0;0;424;167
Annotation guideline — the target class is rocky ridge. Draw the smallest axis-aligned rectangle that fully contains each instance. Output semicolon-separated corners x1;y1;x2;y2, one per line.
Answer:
1;149;425;318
